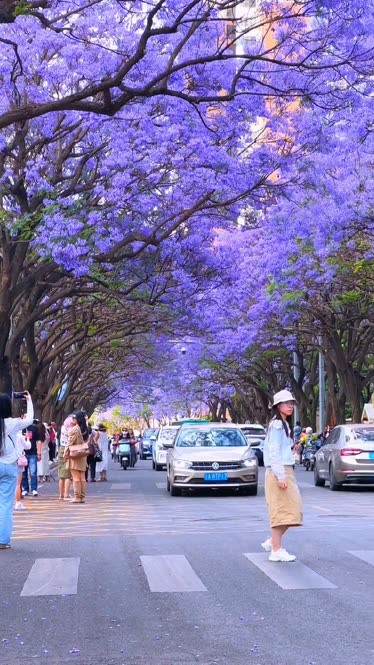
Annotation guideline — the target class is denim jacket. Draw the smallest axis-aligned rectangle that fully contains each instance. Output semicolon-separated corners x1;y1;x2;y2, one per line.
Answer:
263;418;294;480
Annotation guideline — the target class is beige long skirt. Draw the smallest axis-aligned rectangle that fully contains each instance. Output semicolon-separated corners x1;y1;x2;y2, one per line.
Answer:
265;466;303;528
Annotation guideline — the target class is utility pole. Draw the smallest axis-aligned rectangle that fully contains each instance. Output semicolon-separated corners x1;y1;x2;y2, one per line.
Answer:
318;337;326;432
293;351;299;424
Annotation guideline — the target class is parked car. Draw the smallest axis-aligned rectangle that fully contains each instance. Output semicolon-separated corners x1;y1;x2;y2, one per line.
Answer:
139;428;159;460
314;424;374;490
152;426;180;470
237;424;266;466
166;423;258;496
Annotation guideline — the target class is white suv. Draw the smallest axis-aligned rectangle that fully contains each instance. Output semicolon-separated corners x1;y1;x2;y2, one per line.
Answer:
152;426;180;471
237;424;266;466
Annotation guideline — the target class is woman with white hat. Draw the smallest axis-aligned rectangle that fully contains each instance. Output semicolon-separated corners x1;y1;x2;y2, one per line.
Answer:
262;389;303;562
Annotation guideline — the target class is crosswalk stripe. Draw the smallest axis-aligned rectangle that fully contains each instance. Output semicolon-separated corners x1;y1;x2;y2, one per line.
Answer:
140;555;207;592
243;553;337;590
110;483;131;490
348;551;374;566
21;558;80;596
156;482;167;489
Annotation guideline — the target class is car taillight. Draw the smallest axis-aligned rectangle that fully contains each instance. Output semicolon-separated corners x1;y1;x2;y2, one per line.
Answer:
340;448;363;456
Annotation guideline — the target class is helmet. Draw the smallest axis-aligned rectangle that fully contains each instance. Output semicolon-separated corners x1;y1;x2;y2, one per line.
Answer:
272;389;296;406
306;427;313;435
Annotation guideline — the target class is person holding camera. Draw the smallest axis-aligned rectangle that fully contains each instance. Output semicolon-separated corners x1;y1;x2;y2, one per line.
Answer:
0;391;34;549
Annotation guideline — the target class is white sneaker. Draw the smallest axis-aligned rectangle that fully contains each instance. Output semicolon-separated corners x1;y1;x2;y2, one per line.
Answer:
32;490;38;497
14;502;26;511
21;490;28;497
261;538;272;552
269;548;296;562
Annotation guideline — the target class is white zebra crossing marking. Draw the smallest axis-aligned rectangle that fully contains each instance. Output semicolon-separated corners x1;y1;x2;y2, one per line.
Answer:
140;555;207;592
156;482;167;489
110;483;131;490
349;551;374;566
243;553;337;590
21;558;80;596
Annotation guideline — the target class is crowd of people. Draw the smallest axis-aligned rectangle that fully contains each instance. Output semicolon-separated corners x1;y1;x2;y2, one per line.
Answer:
0;392;111;549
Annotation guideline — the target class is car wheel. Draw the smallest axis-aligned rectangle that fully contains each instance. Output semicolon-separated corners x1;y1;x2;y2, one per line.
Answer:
329;465;342;491
166;477;170;492
170;483;181;496
314;464;325;486
155;464;162;471
152;460;155;470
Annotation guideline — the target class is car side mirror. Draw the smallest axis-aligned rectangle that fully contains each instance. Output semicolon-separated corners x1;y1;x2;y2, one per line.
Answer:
150;436;156;441
162;441;174;448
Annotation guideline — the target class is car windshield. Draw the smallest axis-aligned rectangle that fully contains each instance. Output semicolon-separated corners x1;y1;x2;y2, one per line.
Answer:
352;428;374;442
241;427;265;437
176;428;247;447
159;429;178;443
143;429;158;438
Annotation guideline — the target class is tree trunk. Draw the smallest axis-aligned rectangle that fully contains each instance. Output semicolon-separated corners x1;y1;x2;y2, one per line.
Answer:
0;355;12;395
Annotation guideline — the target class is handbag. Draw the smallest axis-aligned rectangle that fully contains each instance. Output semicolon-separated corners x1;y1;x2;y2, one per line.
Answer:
94;447;103;462
8;435;28;467
17;454;28;468
69;442;90;458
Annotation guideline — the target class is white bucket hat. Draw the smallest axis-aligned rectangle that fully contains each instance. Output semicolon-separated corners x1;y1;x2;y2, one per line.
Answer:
273;389;296;406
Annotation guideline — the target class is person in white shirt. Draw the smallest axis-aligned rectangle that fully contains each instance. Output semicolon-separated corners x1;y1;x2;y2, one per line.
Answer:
14;430;31;510
261;390;303;562
0;391;34;549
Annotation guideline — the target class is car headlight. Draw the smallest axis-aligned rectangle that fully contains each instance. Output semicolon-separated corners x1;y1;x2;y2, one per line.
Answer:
173;460;192;469
242;458;257;468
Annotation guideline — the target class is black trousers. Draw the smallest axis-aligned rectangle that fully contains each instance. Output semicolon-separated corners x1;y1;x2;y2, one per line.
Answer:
130;446;137;467
86;455;97;480
49;442;56;461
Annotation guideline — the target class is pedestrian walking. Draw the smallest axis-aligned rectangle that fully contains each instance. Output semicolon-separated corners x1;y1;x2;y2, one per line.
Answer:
112;433;120;462
261;389;302;562
293;421;302;444
64;412;89;504
95;424;109;481
128;428;137;468
37;423;50;482
22;418;41;497
14;430;31;511
0;391;34;549
48;422;57;461
86;427;98;483
57;416;73;500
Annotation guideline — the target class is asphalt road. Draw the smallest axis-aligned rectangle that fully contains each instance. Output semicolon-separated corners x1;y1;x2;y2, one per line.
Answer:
1;458;374;665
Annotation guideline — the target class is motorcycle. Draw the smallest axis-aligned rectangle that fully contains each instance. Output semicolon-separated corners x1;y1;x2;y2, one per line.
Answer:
118;440;131;469
303;445;317;471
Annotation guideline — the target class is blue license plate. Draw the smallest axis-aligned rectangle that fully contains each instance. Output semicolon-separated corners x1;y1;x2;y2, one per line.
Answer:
369;453;374;460
204;472;228;482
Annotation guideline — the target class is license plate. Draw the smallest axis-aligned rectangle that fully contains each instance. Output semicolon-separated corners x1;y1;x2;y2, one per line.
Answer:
369;453;374;460
204;472;228;482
